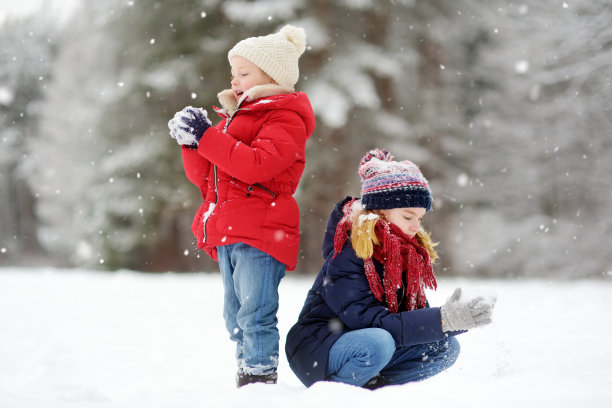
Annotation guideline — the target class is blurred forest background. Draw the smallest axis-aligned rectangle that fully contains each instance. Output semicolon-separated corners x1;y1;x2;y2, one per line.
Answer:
1;0;610;278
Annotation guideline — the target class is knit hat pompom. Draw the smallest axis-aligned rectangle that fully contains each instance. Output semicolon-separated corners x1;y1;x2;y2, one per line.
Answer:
359;148;393;181
280;25;306;55
228;24;307;90
359;148;432;211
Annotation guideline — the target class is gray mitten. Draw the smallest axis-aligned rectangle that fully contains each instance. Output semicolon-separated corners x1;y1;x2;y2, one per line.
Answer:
440;287;497;332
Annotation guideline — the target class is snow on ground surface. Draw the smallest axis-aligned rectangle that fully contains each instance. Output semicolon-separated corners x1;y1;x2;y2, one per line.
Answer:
1;267;611;407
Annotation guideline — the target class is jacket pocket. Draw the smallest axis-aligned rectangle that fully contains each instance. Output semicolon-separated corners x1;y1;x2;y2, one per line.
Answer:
228;178;276;201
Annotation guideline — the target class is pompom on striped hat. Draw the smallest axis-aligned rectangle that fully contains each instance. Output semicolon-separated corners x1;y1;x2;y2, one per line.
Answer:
359;148;432;211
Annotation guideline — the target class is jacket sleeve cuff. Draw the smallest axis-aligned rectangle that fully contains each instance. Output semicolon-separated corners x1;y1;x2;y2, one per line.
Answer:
400;307;447;346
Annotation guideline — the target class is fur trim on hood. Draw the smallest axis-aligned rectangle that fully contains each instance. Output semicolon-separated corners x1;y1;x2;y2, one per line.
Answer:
217;84;294;116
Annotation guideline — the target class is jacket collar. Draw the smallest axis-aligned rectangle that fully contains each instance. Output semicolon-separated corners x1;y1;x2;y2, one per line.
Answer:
322;196;355;259
216;84;294;116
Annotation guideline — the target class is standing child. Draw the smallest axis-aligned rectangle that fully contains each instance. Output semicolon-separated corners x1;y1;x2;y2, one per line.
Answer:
285;149;497;388
167;25;315;387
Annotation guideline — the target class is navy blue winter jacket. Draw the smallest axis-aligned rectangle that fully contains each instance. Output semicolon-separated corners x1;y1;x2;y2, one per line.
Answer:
285;197;459;387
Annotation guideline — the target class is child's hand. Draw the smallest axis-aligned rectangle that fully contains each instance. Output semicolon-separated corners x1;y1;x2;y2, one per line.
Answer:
440;287;497;332
168;106;212;147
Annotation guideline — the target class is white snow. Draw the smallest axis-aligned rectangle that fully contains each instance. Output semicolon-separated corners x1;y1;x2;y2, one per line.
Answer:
307;81;350;128
0;86;14;106
358;213;379;224
1;267;611;407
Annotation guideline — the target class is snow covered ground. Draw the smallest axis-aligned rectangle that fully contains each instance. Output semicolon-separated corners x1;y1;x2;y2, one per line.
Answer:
1;267;611;407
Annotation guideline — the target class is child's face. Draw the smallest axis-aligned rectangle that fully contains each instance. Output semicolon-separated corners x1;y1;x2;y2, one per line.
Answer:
230;56;274;98
381;207;426;238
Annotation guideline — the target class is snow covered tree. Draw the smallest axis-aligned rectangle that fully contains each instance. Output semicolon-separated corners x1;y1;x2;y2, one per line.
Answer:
434;0;612;278
0;12;56;265
294;0;612;277
26;0;232;270
20;0;611;277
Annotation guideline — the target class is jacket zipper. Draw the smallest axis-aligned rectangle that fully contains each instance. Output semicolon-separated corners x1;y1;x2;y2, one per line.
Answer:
202;104;242;243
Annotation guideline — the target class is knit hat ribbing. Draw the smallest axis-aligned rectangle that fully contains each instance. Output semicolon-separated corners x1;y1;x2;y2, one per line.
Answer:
228;25;306;90
359;149;432;211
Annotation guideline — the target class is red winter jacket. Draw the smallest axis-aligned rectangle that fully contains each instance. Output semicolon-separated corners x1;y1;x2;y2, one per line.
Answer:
181;84;315;271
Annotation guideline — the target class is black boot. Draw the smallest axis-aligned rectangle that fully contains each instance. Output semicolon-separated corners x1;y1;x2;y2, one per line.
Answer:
236;372;278;387
361;374;388;390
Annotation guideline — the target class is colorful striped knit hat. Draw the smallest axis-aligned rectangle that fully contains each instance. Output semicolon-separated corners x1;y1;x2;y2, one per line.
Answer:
359;149;432;211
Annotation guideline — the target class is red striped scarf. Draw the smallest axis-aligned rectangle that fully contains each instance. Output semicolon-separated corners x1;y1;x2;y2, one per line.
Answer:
333;202;437;313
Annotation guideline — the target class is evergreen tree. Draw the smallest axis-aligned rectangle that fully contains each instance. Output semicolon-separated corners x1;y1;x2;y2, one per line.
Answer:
21;0;611;277
26;0;231;270
0;12;56;264
439;0;612;277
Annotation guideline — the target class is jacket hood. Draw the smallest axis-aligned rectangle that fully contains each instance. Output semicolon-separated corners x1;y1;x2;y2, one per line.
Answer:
321;196;356;259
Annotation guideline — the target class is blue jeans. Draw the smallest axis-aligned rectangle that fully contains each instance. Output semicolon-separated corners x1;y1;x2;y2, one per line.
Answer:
327;328;460;387
217;243;285;376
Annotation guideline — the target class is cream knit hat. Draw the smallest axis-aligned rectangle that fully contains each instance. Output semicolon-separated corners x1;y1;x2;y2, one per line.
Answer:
228;25;307;90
